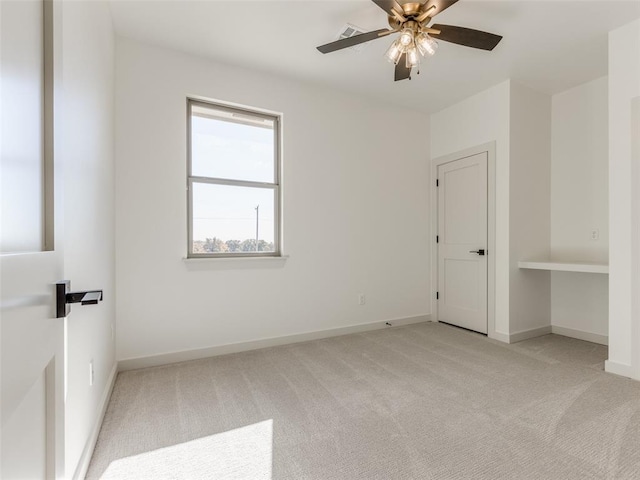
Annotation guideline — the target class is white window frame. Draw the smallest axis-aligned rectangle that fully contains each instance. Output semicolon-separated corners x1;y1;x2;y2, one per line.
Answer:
187;98;281;258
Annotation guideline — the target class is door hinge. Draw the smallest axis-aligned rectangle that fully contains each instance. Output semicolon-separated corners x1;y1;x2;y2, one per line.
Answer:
436;179;439;187
436;292;439;300
436;235;439;243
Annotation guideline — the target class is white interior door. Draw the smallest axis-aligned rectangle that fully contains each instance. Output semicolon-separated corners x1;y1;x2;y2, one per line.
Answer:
437;152;488;334
1;0;65;478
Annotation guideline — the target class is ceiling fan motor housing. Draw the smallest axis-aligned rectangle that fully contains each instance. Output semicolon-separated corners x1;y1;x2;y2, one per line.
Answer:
400;2;423;16
388;2;434;29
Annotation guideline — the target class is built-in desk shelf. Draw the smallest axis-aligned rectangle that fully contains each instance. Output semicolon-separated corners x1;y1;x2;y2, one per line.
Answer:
518;260;609;274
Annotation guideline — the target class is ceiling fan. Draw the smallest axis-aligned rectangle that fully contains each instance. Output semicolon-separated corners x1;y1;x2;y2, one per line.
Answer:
316;0;503;81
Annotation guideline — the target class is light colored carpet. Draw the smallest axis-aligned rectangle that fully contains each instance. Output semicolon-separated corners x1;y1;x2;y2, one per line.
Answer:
87;322;640;479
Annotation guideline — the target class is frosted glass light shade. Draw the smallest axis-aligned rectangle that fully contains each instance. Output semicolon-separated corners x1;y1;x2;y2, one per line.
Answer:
416;32;438;56
384;39;403;64
399;28;414;47
406;46;420;68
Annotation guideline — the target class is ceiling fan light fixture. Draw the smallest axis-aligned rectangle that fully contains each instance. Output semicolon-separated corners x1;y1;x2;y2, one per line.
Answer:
316;0;503;82
384;39;403;64
398;27;414;48
416;32;438;56
406;45;420;68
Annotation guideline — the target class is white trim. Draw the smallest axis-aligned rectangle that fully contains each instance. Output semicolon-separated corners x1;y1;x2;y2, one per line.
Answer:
431;142;497;339
74;363;118;480
632;96;640;384
605;360;633;378
182;255;288;270
118;315;431;371
551;325;608;346
489;331;510;343
508;325;551;343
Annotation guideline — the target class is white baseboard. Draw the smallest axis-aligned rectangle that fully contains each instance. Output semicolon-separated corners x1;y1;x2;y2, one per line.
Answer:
118;315;431;371
439;325;546;345
74;363;118;480
551;325;608;346
488;331;510;343
508;325;552;344
605;360;633;379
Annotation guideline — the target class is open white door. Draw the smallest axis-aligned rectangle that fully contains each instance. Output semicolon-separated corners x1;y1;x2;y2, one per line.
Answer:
1;0;65;477
437;152;488;334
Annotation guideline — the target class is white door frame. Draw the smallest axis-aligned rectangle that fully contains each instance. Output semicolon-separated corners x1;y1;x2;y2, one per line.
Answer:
431;142;497;338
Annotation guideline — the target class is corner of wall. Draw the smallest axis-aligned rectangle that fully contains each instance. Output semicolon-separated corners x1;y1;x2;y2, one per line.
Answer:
608;18;640;377
61;0;117;476
71;364;117;480
508;81;552;334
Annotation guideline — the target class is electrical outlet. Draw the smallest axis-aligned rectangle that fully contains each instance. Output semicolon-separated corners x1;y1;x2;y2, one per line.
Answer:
358;293;366;305
89;360;94;387
591;229;600;241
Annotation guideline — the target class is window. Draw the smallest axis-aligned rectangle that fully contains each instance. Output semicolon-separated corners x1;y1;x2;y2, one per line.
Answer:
187;99;281;257
1;0;54;253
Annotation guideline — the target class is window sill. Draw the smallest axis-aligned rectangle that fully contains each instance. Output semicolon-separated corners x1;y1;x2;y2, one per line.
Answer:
182;255;289;270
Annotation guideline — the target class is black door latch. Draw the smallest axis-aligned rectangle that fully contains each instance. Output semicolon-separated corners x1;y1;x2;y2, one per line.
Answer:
56;280;103;318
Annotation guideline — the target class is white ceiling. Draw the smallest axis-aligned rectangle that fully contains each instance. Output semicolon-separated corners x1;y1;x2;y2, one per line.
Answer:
109;0;640;113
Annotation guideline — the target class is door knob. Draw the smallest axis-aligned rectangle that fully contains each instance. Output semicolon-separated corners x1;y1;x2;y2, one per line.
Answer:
56;280;103;318
469;249;486;256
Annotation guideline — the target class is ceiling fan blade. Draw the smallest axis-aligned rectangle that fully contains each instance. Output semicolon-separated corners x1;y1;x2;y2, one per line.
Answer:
317;28;391;54
419;0;459;19
430;24;503;51
394;55;411;81
371;0;406;19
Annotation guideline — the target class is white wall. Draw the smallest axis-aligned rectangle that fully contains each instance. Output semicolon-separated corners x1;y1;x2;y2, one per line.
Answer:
431;80;553;340
550;77;609;342
633;95;640;378
431;80;511;338
551;77;609;262
62;0;116;477
607;19;640;379
509;82;551;335
115;38;431;363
